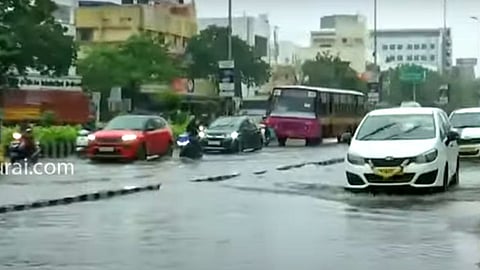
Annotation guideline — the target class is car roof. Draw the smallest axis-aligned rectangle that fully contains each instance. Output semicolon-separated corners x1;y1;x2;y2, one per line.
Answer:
451;107;480;114
367;107;441;116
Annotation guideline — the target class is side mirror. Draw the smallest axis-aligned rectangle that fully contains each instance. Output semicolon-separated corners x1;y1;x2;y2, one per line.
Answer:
341;132;353;144
446;130;459;143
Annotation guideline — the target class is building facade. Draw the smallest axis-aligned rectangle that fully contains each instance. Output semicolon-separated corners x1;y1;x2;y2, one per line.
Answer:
75;0;197;55
296;14;368;73
371;28;452;72
198;14;271;62
452;58;477;81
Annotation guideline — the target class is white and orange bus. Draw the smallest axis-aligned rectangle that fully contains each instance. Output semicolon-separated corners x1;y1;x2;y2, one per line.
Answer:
264;85;366;146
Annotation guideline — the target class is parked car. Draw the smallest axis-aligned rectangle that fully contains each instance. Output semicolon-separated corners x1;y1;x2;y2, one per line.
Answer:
86;115;174;161
345;107;460;191
199;116;263;153
450;107;480;158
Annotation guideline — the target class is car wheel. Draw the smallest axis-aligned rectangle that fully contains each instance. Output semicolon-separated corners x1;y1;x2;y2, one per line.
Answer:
255;137;263;151
441;163;449;192
451;156;459;186
278;138;286;147
136;143;147;160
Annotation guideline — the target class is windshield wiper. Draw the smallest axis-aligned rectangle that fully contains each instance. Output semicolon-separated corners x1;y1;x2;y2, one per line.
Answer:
384;125;423;140
358;123;397;140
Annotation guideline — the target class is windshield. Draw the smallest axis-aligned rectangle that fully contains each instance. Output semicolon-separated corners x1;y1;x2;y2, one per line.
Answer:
355;114;435;140
103;116;146;130
450;112;480;128
209;117;242;130
269;89;315;115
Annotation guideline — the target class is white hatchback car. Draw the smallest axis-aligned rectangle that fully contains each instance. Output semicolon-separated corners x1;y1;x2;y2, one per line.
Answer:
345;107;460;191
450;107;480;158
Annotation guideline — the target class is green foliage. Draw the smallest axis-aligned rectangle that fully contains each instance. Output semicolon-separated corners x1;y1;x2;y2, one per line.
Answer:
185;25;271;87
77;33;181;93
301;52;367;91
2;125;79;147
0;0;76;81
155;91;182;112
40;110;56;126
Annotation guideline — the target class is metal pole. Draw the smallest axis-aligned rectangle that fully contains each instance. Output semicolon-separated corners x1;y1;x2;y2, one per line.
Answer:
227;0;232;60
442;0;447;74
413;83;416;101
373;0;377;66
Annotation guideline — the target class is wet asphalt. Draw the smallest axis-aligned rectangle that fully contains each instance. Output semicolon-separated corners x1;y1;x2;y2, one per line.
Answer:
1;140;480;270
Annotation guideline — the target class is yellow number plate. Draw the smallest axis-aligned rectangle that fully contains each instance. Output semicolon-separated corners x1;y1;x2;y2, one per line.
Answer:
373;167;403;179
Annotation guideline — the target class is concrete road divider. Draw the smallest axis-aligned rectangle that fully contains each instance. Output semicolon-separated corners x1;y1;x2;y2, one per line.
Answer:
253;170;267;175
276;157;345;171
0;183;161;214
191;173;240;182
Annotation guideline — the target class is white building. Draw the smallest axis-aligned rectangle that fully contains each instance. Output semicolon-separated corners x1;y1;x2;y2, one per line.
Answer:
296;14;368;73
370;28;452;72
198;14;271;62
273;41;300;65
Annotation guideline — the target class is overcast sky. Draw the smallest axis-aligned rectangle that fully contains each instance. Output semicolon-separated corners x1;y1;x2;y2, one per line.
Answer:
195;0;480;67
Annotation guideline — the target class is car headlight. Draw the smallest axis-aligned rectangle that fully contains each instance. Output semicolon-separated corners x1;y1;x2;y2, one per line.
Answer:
414;149;438;164
87;134;96;141
230;131;239;139
122;134;137;141
347;153;365;165
199;131;205;138
12;132;22;140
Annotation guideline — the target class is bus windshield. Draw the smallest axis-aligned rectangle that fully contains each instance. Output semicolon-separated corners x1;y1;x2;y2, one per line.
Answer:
269;88;316;117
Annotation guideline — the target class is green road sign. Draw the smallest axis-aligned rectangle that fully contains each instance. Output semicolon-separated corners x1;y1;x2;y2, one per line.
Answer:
399;65;426;83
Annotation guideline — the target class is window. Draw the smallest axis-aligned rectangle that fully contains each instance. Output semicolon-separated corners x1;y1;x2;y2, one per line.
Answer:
145;119;156;130
397;55;403;61
77;28;94;41
414;55;419;61
421;44;427;49
407;44;413;50
430;55;435;61
421;55;427;61
382;44;388;50
397;44;403;50
389;44;395;50
430;44;435;49
153;118;167;129
407;55;412;61
414;44;420;50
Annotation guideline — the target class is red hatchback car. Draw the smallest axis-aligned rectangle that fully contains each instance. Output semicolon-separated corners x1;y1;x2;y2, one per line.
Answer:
87;115;174;161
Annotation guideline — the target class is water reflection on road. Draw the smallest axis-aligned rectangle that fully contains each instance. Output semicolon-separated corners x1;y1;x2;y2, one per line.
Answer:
1;142;480;270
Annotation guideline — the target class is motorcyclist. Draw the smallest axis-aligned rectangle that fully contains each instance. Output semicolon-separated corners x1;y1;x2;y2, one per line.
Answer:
20;126;36;157
186;115;200;137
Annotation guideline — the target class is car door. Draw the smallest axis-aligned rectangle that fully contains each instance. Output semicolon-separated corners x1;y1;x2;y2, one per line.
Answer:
246;118;261;148
238;120;251;148
153;117;170;154
143;119;157;155
438;112;457;178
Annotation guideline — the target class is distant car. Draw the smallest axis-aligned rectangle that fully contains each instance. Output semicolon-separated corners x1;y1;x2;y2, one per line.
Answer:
345;107;460;191
400;101;421;107
199;116;263;153
450;107;480;158
87;115;174;161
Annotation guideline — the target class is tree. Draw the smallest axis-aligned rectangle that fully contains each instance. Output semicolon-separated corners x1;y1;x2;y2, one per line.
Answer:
185;25;271;87
301;52;367;91
77;33;181;109
0;0;76;83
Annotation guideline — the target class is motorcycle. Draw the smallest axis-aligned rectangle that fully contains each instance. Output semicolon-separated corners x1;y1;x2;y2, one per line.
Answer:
259;123;271;146
177;132;203;159
8;132;41;164
75;129;91;156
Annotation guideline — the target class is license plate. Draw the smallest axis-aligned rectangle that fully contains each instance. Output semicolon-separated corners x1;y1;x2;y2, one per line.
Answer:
373;167;403;179
76;137;89;146
208;140;221;146
98;147;114;152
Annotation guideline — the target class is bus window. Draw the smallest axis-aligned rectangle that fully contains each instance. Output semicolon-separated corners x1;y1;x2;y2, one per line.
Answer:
333;94;341;114
317;92;328;115
268;88;316;116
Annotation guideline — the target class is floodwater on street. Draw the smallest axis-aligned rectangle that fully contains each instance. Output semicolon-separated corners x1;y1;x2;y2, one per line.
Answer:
1;141;480;270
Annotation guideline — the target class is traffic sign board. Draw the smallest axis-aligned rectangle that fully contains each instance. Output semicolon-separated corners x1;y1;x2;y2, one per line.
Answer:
399;65;426;83
218;60;235;97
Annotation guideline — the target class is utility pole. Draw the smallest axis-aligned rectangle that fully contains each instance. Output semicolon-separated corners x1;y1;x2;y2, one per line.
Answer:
227;0;232;60
373;0;377;66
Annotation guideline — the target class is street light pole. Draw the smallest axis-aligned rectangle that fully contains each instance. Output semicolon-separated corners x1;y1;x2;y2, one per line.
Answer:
227;0;232;60
373;0;377;66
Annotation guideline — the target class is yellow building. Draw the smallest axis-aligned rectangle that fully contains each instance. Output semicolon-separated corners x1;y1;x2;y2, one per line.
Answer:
75;1;197;55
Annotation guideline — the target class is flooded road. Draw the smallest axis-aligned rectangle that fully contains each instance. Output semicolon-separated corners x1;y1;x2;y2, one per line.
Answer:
1;141;480;269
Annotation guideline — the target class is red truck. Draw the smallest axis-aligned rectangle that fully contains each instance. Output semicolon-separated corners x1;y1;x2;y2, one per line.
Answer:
1;89;95;125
